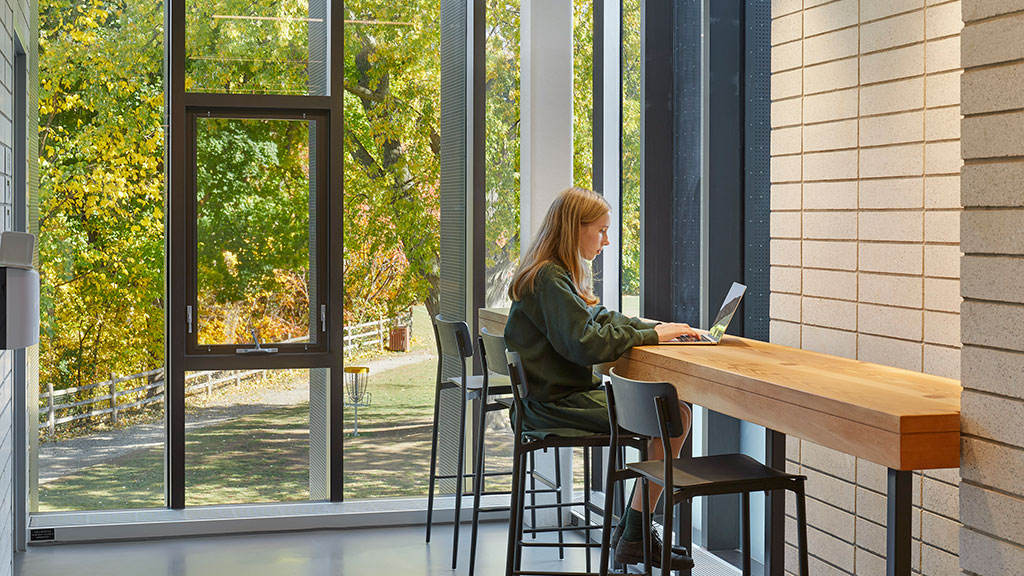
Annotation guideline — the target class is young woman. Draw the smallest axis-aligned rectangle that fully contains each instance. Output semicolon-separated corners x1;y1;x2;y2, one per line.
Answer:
503;186;695;569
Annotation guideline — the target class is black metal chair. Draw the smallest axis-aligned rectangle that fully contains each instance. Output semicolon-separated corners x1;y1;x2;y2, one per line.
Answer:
425;315;513;570
504;350;622;576
466;326;520;576
602;369;810;576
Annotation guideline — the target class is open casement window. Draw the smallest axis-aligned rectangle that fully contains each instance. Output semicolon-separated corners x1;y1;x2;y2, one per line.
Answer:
184;109;329;357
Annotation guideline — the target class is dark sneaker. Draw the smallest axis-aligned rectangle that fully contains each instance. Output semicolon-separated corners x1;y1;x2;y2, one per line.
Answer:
609;521;690;558
614;530;695;570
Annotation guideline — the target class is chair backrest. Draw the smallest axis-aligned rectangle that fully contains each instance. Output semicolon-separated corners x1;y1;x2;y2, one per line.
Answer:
478;327;509;377
433;314;474;360
607;369;686;439
505;350;530;408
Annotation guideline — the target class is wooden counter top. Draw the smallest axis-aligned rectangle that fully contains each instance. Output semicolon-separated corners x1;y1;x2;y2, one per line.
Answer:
478;308;961;471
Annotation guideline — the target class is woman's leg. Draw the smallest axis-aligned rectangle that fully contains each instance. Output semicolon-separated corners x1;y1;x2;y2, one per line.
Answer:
630;400;692;513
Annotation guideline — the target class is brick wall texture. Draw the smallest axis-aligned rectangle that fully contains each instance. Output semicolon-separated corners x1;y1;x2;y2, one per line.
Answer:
770;1;964;574
958;1;1024;574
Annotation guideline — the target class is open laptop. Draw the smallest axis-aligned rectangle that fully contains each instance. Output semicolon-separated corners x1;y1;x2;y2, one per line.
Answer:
662;282;747;345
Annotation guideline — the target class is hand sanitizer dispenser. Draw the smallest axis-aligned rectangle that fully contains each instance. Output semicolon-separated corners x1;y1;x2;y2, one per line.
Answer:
0;231;38;349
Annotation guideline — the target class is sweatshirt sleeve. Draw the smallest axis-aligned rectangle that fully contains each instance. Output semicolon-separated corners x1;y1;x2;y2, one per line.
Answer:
590;305;659;331
531;267;659;366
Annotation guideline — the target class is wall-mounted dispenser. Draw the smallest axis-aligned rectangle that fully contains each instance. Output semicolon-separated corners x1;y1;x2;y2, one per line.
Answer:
0;231;38;349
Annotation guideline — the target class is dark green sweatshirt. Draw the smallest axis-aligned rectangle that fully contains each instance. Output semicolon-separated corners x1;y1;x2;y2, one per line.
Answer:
504;262;659;402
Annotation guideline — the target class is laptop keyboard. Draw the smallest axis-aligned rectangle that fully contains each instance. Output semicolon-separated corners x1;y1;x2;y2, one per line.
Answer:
673;334;708;343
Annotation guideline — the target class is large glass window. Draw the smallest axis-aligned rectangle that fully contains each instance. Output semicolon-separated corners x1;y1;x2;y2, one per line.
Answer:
185;369;321;505
484;0;521;309
192;115;322;351
573;0;594;190
341;0;442;500
620;0;642;317
186;0;328;96
36;0;167;512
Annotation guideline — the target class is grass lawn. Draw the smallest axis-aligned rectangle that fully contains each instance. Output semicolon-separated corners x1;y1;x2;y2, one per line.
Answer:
39;354;518;510
38;305;550;511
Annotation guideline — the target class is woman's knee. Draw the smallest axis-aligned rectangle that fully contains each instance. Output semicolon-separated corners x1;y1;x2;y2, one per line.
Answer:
676;401;692;433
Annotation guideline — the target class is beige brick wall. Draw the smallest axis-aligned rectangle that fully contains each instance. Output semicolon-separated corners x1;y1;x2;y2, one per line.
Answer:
959;1;1024;574
770;1;963;573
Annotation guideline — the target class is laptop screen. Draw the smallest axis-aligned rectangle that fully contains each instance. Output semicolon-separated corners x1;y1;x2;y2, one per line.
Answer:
707;282;747;341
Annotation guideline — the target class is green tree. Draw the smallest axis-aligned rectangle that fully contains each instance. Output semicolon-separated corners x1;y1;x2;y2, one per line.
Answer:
39;0;166;390
342;1;442;322
620;0;642;295
484;0;521;306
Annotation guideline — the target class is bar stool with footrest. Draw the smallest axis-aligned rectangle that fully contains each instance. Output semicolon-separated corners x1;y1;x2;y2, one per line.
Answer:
425;315;513;569
474;327;578;576
504;350;643;576
600;369;810;576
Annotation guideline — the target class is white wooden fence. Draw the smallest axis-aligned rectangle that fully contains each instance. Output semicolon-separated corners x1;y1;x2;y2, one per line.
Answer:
342;310;413;353
39;311;413;434
39;368;270;435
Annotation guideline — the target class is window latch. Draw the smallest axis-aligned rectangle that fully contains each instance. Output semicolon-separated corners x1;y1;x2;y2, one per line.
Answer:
236;327;278;355
321;304;327;332
186;306;193;334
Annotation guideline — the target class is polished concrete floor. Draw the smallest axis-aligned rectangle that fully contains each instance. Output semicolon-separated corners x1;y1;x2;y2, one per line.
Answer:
16;522;594;576
15;522;738;576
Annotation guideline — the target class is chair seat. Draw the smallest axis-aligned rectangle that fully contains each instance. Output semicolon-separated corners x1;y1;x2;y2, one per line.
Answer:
446;374;512;392
627;453;804;497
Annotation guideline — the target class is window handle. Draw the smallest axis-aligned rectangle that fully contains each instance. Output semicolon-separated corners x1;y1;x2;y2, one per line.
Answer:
236;327;277;354
236;347;278;355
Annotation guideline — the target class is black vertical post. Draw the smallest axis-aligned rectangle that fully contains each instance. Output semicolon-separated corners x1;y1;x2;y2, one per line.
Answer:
329;0;345;502
764;430;786;576
706;0;745;331
165;0;186;511
593;0;604;196
639;0;675;321
887;469;913;576
743;0;771;343
591;0;605;301
468;0;487;502
671;0;703;327
472;0;486;341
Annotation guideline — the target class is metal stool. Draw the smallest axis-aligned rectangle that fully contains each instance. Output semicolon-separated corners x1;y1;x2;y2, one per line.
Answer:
601;369;810;575
504;350;618;576
473;327;571;576
425;315;513;569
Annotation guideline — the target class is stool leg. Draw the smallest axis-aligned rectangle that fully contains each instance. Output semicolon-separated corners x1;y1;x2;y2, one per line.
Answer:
425;378;443;543
742;492;751;576
661;489;673;576
452;387;468;569
554;448;565;558
505;444;523;576
515;451;529;573
599;451;617;576
530;451;539;540
640;479;652;576
469;398;488;576
680;497;693;576
583;447;592;573
795;482;809;576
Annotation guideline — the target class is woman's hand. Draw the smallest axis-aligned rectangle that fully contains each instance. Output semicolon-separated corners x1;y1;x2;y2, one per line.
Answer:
654;322;700;342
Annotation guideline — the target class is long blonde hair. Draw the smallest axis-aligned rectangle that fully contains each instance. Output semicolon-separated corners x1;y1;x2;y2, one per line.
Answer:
509;187;610;306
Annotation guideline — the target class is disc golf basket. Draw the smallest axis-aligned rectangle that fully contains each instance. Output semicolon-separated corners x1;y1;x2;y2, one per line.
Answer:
344;366;372;436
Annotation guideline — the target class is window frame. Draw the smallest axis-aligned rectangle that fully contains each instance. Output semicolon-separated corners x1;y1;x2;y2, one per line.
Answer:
167;0;345;509
183;107;331;359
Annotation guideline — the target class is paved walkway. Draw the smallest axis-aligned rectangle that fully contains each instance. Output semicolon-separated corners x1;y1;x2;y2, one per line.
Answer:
38;350;434;484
